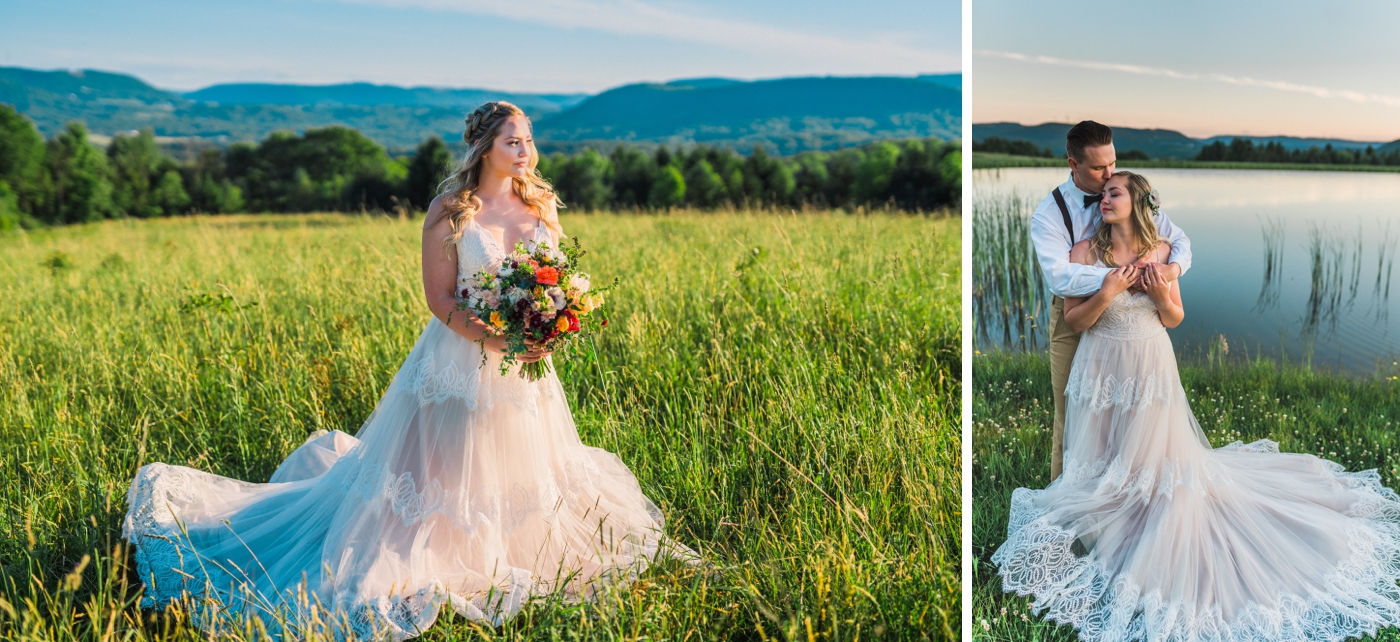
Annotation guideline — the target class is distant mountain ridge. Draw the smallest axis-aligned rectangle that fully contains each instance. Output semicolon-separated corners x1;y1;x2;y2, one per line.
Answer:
974;121;1399;159
183;82;587;113
0;66;960;153
534;75;960;155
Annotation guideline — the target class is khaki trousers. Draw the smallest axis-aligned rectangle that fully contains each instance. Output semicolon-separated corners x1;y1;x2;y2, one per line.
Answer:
1049;296;1082;481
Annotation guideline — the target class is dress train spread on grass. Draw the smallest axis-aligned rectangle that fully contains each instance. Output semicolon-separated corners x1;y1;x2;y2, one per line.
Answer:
993;286;1400;642
123;219;687;640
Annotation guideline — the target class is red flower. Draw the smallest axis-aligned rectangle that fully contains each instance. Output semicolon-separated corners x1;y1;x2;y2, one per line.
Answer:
567;311;580;332
460;288;470;298
601;318;609;327
535;266;559;285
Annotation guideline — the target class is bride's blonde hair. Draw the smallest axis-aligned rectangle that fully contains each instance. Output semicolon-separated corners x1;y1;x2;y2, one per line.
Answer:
1091;171;1165;267
438;101;562;245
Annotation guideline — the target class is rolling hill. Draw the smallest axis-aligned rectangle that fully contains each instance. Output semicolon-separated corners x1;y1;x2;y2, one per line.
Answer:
0;66;960;154
974;121;1398;159
533;76;960;155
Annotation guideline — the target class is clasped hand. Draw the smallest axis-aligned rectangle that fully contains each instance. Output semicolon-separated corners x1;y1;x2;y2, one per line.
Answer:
1105;261;1172;302
484;335;552;363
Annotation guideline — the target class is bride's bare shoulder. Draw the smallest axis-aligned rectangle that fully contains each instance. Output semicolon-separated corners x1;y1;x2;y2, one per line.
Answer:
424;194;454;230
1069;240;1094;265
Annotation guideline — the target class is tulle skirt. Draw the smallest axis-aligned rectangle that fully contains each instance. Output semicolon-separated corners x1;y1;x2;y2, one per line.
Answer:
124;317;686;640
993;329;1400;642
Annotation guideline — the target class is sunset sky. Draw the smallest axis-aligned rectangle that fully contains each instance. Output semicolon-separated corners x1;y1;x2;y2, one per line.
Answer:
974;0;1400;142
0;0;958;93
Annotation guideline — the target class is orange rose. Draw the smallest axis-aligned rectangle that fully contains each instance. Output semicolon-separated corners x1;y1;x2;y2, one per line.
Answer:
535;266;559;285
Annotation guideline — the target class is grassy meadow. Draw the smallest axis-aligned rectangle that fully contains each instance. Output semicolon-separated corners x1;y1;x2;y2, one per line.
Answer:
0;210;960;640
972;351;1400;641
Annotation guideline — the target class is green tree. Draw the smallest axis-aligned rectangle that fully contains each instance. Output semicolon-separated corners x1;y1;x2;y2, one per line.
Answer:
152;169;191;214
107;129;168;217
46;122;114;224
0;105;51;217
0;180;19;231
554;148;612;211
683;159;727;208
648;164;685;209
405;136;453;210
608;145;656;208
853;141;900;205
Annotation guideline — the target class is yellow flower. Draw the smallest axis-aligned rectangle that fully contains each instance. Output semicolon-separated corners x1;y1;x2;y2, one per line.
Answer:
556;315;570;332
490;311;505;328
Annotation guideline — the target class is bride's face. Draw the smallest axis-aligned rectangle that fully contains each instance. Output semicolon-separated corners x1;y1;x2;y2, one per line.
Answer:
1100;176;1133;225
483;115;533;178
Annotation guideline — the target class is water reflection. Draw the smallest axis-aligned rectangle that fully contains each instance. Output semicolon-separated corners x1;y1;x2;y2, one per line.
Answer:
973;167;1400;373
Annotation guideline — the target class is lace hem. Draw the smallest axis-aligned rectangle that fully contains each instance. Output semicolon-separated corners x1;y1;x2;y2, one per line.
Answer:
993;459;1400;642
1064;370;1178;413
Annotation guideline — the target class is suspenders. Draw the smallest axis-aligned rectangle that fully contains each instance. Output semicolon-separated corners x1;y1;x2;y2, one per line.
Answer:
1051;188;1075;244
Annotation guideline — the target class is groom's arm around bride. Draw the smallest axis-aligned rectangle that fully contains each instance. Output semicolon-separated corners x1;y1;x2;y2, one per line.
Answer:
1028;120;1193;480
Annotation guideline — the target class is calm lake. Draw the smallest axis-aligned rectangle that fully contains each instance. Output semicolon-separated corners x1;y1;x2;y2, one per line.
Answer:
974;167;1400;373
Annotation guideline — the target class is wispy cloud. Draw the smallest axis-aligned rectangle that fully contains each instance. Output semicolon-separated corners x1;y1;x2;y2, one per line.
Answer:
977;49;1400;108
341;0;956;71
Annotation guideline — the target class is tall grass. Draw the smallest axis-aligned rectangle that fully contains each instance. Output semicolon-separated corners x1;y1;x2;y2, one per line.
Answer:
971;192;1049;352
971;352;1400;641
0;211;961;640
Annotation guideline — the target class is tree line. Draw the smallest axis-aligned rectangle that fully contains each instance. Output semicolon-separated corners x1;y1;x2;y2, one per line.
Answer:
0;105;959;230
972;136;1151;160
1195;139;1400;166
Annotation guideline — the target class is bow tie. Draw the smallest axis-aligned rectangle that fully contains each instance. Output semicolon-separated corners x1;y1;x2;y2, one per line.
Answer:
1084;193;1103;207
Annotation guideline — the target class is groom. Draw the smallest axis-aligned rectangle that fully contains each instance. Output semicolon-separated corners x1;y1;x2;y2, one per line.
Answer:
1030;120;1193;480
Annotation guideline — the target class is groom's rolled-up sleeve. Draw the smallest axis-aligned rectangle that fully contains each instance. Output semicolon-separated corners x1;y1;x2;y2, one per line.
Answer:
1155;211;1192;276
1030;195;1111;298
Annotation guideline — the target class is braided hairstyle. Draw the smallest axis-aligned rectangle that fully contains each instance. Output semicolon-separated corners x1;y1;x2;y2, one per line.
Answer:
1090;171;1165;267
438;101;562;245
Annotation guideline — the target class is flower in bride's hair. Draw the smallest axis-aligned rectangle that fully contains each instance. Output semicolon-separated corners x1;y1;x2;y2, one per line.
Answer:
1147;189;1162;214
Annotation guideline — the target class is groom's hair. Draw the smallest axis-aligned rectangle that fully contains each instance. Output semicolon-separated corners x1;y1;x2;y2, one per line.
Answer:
1066;121;1114;161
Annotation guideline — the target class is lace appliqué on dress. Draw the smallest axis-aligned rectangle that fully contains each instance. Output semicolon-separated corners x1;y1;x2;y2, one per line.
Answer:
1064;370;1177;413
1086;290;1167;341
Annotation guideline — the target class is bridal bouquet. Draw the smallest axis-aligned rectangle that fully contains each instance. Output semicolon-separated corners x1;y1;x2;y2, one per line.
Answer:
456;237;607;381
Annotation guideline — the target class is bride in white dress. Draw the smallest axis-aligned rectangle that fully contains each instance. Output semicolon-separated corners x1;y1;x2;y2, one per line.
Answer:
123;101;688;640
993;171;1400;641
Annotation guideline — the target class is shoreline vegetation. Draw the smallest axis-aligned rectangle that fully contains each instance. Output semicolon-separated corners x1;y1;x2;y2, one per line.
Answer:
973;350;1400;640
974;152;1400;173
0;211;960;640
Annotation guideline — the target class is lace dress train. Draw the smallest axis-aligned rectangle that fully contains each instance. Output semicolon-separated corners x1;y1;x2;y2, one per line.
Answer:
992;288;1400;642
123;220;688;640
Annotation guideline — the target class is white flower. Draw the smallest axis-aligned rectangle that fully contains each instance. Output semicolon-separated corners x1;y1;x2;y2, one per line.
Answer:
497;263;515;277
568;274;591;293
505;286;529;303
547;287;566;310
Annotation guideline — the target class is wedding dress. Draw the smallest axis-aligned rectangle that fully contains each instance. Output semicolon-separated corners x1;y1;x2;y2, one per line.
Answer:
993;283;1400;642
124;218;686;640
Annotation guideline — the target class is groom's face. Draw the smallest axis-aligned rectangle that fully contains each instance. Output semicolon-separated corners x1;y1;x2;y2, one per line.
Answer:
1068;143;1117;194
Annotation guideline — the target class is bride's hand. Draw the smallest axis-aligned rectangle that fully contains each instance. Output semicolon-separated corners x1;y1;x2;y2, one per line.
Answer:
1103;265;1138;297
517;338;552;363
1142;263;1172;303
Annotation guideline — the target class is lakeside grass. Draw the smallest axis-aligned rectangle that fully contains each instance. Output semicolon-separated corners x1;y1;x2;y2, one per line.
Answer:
0;210;961;641
971;351;1400;641
973;152;1400;173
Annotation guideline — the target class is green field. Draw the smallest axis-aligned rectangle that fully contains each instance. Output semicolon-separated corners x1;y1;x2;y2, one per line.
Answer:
0;211;960;640
972;152;1400;173
972;351;1400;641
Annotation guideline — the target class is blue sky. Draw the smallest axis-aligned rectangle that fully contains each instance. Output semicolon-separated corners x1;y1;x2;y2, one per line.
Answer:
0;0;958;93
974;0;1400;141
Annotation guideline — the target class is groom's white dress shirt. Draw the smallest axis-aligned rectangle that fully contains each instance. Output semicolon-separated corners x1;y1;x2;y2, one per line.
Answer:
1030;173;1193;299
